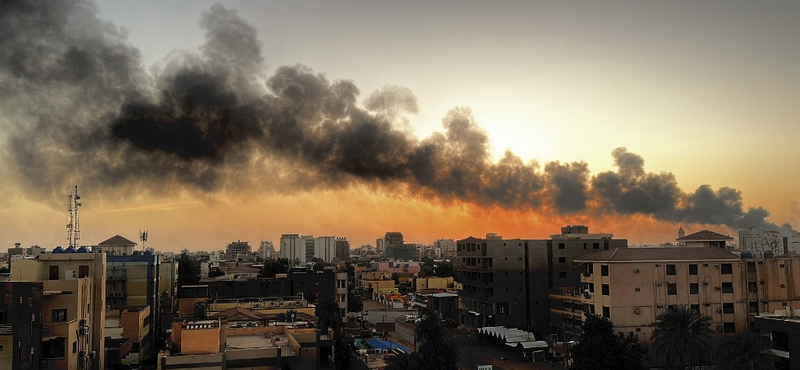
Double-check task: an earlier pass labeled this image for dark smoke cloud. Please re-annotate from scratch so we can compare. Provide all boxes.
[0,0,794,235]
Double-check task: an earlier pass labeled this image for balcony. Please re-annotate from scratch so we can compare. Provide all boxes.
[580,272,593,283]
[0,324,11,335]
[579,291,594,304]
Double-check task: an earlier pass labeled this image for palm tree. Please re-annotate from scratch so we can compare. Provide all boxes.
[651,305,713,370]
[715,332,774,370]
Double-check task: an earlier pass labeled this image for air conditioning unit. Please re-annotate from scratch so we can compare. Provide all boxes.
[633,269,640,273]
[80,326,90,336]
[716,308,723,313]
[717,325,724,331]
[634,309,641,314]
[79,318,87,327]
[703,282,709,286]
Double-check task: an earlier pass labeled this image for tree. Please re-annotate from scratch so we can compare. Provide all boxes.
[714,332,774,370]
[260,258,289,278]
[570,314,646,370]
[176,253,200,288]
[347,290,362,313]
[207,268,225,278]
[651,305,714,370]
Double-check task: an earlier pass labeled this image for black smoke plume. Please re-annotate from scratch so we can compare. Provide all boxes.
[0,0,794,235]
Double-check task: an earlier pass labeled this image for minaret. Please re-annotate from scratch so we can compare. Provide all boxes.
[678,226,685,239]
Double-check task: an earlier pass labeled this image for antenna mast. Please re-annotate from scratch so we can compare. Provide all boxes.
[66,185,82,249]
[140,230,149,250]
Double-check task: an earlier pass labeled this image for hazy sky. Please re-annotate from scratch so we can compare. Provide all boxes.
[2,0,798,251]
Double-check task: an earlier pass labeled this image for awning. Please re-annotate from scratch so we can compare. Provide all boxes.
[517,341,549,350]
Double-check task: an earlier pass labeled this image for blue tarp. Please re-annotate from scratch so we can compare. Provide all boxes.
[365,338,409,352]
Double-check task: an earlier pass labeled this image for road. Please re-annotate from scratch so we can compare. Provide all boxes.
[361,299,561,370]
[363,299,416,350]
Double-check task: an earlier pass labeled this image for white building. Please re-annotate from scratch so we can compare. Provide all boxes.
[433,238,456,260]
[786,233,800,255]
[314,236,336,263]
[280,234,304,262]
[258,240,275,260]
[739,228,784,256]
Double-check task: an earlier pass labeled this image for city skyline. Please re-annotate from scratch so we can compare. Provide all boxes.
[1,0,798,251]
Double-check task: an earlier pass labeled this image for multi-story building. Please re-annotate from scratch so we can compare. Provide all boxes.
[280,234,304,262]
[225,240,251,260]
[375,238,385,256]
[786,233,800,256]
[12,249,107,370]
[740,228,784,256]
[384,232,407,260]
[258,240,275,260]
[334,237,350,261]
[335,272,348,320]
[0,281,43,370]
[314,236,336,263]
[434,238,457,260]
[456,227,627,331]
[574,240,800,345]
[754,310,800,370]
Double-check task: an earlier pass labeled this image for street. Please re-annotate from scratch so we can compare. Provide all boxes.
[361,299,561,370]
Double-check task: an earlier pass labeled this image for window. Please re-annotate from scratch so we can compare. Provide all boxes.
[690,283,699,294]
[772,331,789,351]
[666,264,676,275]
[593,243,600,249]
[749,302,758,313]
[558,257,566,263]
[497,303,509,315]
[602,284,610,295]
[723,303,734,314]
[634,287,640,292]
[558,243,565,250]
[689,264,698,275]
[602,306,610,318]
[49,266,59,280]
[723,322,736,333]
[559,271,567,278]
[0,311,6,324]
[601,265,609,276]
[42,338,65,359]
[690,304,700,313]
[722,282,733,293]
[667,283,677,295]
[72,341,77,354]
[748,281,758,293]
[721,263,732,275]
[78,265,89,278]
[51,308,67,322]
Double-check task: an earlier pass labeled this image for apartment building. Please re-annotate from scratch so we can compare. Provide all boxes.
[739,227,784,256]
[575,247,744,343]
[12,249,106,370]
[456,227,626,331]
[334,238,350,261]
[754,311,800,370]
[0,282,42,370]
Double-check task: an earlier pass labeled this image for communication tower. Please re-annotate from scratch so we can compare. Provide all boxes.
[66,185,82,249]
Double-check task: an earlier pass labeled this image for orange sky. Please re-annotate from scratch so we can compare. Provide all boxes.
[1,0,799,252]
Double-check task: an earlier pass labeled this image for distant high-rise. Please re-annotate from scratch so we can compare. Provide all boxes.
[258,240,275,260]
[433,238,456,260]
[335,237,350,260]
[384,232,411,260]
[739,228,783,256]
[314,236,336,263]
[225,240,251,260]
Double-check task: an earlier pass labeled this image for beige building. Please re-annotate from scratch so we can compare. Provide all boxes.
[574,246,800,344]
[12,250,106,370]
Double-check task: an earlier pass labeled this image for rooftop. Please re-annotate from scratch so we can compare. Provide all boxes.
[677,230,734,241]
[575,247,739,262]
[98,235,138,246]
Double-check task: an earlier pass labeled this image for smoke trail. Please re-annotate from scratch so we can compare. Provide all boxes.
[0,0,793,235]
